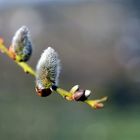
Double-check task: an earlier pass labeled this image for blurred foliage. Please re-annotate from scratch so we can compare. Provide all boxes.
[0,0,140,140]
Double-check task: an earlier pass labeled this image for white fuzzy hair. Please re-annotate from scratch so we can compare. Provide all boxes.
[36,47,61,89]
[11,26,32,61]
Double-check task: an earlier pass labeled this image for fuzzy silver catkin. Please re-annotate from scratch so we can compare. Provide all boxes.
[11,26,32,62]
[36,47,61,90]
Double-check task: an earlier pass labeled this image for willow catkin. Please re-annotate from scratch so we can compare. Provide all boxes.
[35,47,61,96]
[10,26,32,62]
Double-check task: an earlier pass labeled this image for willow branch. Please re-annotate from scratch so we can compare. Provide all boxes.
[0,38,107,109]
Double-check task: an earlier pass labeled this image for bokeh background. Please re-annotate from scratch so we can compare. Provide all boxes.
[0,0,140,140]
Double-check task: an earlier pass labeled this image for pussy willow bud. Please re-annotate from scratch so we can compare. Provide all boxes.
[68,85,91,101]
[36,47,61,97]
[9,26,32,62]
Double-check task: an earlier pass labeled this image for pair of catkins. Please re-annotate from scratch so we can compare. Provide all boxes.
[9,26,92,100]
[6,26,107,109]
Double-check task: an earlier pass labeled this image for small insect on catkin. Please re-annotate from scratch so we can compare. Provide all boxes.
[36,47,61,97]
[9,26,32,62]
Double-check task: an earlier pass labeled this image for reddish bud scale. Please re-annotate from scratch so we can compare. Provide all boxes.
[72,89,88,101]
[0,38,4,44]
[8,45,16,60]
[35,86,52,97]
[94,103,104,109]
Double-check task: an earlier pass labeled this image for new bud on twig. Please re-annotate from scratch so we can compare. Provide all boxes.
[85,96,108,109]
[67,85,91,101]
[9,26,32,62]
[35,47,61,97]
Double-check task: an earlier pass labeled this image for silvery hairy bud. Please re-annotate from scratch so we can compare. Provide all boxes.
[9,26,32,62]
[35,47,61,97]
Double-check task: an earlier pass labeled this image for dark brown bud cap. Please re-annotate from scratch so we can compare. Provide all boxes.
[72,89,86,101]
[35,86,52,97]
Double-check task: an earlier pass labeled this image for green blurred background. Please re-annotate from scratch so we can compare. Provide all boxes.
[0,0,140,140]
